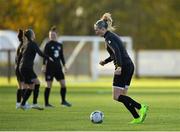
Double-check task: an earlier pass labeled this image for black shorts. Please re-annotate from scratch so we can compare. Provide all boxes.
[113,63,134,89]
[15,67,24,82]
[45,65,64,81]
[20,67,37,84]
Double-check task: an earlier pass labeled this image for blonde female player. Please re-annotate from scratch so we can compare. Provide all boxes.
[94,13,148,124]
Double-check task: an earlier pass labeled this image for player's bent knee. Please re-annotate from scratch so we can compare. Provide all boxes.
[113,86,125,101]
[36,79,40,84]
[113,94,120,101]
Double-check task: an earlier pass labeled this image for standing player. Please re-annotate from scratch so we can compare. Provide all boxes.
[19,29,52,110]
[94,13,148,124]
[15,29,26,109]
[42,26,71,107]
[15,29,44,109]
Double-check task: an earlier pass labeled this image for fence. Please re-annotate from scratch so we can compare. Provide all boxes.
[0,49,15,82]
[1,49,180,83]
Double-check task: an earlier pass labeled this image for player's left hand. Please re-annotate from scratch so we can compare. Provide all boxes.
[41,65,46,73]
[114,67,121,75]
[64,65,68,73]
[99,60,106,66]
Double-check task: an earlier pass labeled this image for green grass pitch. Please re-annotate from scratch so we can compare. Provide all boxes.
[0,77,180,131]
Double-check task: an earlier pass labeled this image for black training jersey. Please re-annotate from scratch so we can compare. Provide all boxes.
[103,31,132,67]
[15,43,24,69]
[19,41,48,69]
[43,40,65,67]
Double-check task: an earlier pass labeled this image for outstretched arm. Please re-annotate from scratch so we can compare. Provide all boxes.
[33,42,53,62]
[104,56,113,64]
[99,56,113,66]
[33,42,48,59]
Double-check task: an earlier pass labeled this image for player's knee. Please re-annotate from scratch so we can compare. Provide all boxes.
[29,84,34,90]
[47,85,52,89]
[113,94,119,101]
[33,78,40,84]
[61,84,66,88]
[60,80,66,87]
[36,79,40,84]
[47,81,52,88]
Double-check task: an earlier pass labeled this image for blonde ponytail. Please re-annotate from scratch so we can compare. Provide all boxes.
[101,13,115,31]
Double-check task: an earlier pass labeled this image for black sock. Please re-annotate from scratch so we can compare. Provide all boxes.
[33,84,40,104]
[16,89,22,103]
[118,95,140,118]
[122,95,141,109]
[60,87,66,103]
[44,87,51,105]
[21,89,32,106]
[22,89,27,99]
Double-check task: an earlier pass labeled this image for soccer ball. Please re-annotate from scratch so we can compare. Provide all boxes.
[90,110,104,123]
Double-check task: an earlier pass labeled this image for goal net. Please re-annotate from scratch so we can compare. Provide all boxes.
[40,36,133,80]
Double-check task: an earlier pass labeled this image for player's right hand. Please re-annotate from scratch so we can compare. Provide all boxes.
[41,65,46,73]
[64,65,68,74]
[114,67,122,75]
[99,60,106,66]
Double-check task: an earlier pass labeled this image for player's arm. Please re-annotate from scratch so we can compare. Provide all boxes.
[106,37,122,67]
[99,56,113,66]
[42,44,48,73]
[33,42,53,62]
[60,44,66,66]
[15,45,21,64]
[107,37,122,75]
[43,43,50,64]
[34,42,47,58]
[60,44,67,73]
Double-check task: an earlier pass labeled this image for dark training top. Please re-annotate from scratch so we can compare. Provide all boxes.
[20,41,48,69]
[15,43,24,69]
[103,31,132,67]
[43,40,65,67]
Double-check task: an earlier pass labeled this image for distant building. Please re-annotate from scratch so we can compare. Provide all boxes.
[0,30,18,62]
[0,30,18,50]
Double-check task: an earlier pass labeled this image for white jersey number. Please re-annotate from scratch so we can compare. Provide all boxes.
[54,50,59,58]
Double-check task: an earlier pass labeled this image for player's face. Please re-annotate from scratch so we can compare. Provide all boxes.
[94,25,105,37]
[49,31,57,40]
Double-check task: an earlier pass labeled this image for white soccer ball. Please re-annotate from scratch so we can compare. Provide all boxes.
[90,110,104,123]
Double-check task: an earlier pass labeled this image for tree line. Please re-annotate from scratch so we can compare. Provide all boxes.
[0,0,180,49]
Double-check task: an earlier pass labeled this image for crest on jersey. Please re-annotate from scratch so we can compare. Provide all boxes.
[58,46,61,50]
[108,40,111,44]
[51,46,54,49]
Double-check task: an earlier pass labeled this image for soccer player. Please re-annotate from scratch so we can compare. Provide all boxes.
[94,13,148,124]
[42,26,71,107]
[15,29,26,109]
[19,29,52,110]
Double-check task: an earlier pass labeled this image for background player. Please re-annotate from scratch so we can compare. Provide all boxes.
[19,29,52,110]
[42,26,71,107]
[15,29,26,109]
